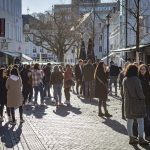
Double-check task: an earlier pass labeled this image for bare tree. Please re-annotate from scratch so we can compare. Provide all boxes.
[118,0,150,62]
[27,10,79,62]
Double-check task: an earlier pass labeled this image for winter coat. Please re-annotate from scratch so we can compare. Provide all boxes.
[118,71,125,98]
[83,63,95,81]
[50,71,63,85]
[109,65,120,76]
[95,71,108,100]
[20,69,32,87]
[75,64,83,81]
[0,77,7,105]
[64,69,73,89]
[43,66,51,84]
[139,75,150,107]
[6,75,23,108]
[123,76,146,119]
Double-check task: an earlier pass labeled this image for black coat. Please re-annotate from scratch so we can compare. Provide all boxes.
[0,77,7,105]
[123,77,146,119]
[75,64,83,81]
[95,70,108,100]
[139,75,150,107]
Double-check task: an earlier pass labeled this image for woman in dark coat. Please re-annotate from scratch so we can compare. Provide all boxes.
[94,62,112,117]
[123,64,148,145]
[0,68,9,122]
[138,64,150,140]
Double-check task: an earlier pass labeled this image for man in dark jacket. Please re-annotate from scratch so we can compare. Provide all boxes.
[75,59,83,95]
[43,63,51,98]
[83,59,95,99]
[109,61,120,96]
[20,65,33,104]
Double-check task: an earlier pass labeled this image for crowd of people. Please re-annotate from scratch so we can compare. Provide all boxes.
[0,59,150,145]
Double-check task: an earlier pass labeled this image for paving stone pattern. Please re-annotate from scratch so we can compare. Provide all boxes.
[0,90,150,150]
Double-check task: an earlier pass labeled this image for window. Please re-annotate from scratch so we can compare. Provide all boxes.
[25,35,29,42]
[99,46,102,52]
[100,35,103,40]
[40,49,43,53]
[33,48,36,53]
[0,19,5,37]
[99,23,101,28]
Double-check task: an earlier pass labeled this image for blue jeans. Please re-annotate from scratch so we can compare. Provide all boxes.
[44,83,51,97]
[33,85,44,103]
[109,76,118,94]
[53,84,62,103]
[127,118,144,138]
[84,80,95,98]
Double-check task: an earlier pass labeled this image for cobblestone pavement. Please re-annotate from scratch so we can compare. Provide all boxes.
[0,89,150,150]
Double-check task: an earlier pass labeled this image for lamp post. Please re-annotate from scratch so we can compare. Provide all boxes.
[106,14,111,66]
[92,0,98,62]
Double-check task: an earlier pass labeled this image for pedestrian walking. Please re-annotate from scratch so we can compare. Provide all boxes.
[20,65,33,104]
[118,62,130,120]
[50,65,63,107]
[138,64,150,140]
[6,68,24,125]
[64,64,74,105]
[0,68,10,122]
[94,61,112,117]
[43,63,51,98]
[82,59,95,100]
[109,61,120,96]
[32,63,44,105]
[75,59,83,96]
[123,64,149,145]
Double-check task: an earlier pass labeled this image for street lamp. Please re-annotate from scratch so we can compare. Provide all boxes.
[106,14,111,66]
[92,0,98,62]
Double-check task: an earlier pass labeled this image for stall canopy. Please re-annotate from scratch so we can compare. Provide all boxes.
[101,53,115,61]
[2,51,19,57]
[22,54,33,61]
[111,44,150,53]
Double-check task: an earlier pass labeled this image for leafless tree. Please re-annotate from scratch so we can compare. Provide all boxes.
[27,10,80,62]
[117,0,150,62]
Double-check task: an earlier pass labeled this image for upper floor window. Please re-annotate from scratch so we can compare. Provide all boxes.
[0,19,5,37]
[40,48,43,53]
[33,48,37,53]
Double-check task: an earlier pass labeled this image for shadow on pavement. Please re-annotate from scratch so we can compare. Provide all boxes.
[102,117,128,135]
[79,97,98,106]
[139,144,150,150]
[131,145,149,150]
[0,123,22,148]
[24,105,48,118]
[44,100,56,106]
[53,105,82,117]
[109,95,122,101]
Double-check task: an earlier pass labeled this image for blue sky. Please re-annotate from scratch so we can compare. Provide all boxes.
[22,0,115,14]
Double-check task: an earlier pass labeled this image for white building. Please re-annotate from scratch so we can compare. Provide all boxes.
[109,0,150,64]
[22,15,56,62]
[64,12,106,65]
[55,1,116,64]
[0,0,23,65]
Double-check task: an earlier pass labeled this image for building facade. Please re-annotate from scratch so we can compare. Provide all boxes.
[54,1,116,64]
[22,15,56,62]
[0,0,23,65]
[110,0,150,64]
